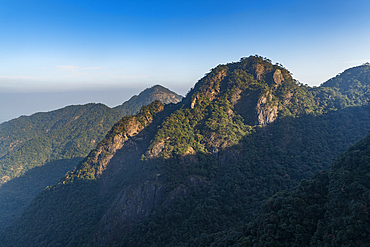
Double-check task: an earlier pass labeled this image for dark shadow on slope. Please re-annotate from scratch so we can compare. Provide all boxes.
[0,103,181,247]
[0,157,83,230]
[86,104,370,246]
[113,105,370,246]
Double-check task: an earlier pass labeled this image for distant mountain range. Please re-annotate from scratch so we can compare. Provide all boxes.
[1,57,370,246]
[0,84,182,229]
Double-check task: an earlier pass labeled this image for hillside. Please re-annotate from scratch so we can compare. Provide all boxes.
[321,62,370,105]
[1,56,370,246]
[0,104,121,185]
[0,103,121,230]
[235,129,370,246]
[0,85,181,230]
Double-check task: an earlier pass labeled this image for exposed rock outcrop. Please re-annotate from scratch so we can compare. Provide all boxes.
[61,101,164,182]
[255,63,265,81]
[191,66,227,109]
[163,175,208,208]
[146,138,168,158]
[104,180,165,222]
[273,69,284,86]
[256,91,278,125]
[94,118,143,177]
[94,174,208,245]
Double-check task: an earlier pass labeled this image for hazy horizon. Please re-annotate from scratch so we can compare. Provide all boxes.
[0,84,189,124]
[1,0,370,123]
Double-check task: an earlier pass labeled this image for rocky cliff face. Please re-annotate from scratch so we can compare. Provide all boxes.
[61,100,165,183]
[256,91,278,125]
[144,58,297,161]
[190,61,290,127]
[252,66,287,125]
[94,174,208,245]
[190,66,228,109]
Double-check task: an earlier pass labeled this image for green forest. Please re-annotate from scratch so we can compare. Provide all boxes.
[1,56,370,246]
[0,85,182,230]
[238,129,370,246]
[0,103,121,229]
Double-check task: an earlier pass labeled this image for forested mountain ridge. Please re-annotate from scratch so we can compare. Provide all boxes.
[62,100,165,182]
[0,103,120,185]
[0,85,182,186]
[0,85,181,230]
[0,103,121,230]
[2,56,370,246]
[321,62,370,105]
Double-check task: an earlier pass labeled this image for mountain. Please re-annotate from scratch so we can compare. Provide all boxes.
[0,104,121,185]
[2,56,370,246]
[0,103,121,230]
[0,85,181,230]
[113,85,183,116]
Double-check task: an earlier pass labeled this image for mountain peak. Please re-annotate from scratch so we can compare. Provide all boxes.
[185,56,293,126]
[187,55,292,103]
[113,85,182,116]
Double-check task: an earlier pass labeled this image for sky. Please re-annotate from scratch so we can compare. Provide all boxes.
[1,0,370,123]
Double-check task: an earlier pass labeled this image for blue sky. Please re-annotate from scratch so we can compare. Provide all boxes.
[1,0,370,122]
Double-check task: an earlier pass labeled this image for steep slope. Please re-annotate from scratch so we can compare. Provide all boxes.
[0,100,171,246]
[0,103,122,229]
[0,84,181,230]
[113,84,183,116]
[2,56,370,246]
[0,103,121,185]
[235,130,370,246]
